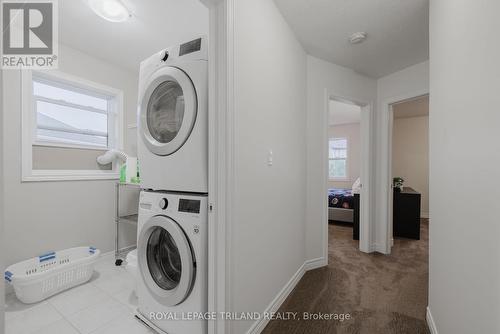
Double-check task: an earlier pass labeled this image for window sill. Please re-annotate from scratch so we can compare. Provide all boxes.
[22,170,119,182]
[329,177,350,182]
[33,141,109,152]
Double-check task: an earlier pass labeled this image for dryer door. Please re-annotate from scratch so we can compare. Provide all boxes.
[138,215,196,306]
[139,66,197,156]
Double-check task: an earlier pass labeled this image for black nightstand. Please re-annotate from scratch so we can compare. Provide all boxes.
[393,187,421,240]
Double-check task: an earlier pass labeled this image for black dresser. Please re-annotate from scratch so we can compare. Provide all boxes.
[393,187,421,240]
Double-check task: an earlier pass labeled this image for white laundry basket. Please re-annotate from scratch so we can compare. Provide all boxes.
[5,246,101,304]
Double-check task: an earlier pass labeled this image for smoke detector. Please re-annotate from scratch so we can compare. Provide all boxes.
[349,32,367,44]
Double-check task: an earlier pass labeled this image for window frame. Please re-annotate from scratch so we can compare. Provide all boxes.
[21,70,124,181]
[328,137,349,181]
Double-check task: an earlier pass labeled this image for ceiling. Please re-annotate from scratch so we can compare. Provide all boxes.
[329,100,361,126]
[393,95,429,119]
[274,0,429,78]
[59,0,208,73]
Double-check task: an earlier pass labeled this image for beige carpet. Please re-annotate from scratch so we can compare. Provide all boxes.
[262,220,429,334]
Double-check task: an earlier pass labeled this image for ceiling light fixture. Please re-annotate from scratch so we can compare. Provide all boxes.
[88,0,131,23]
[349,32,367,44]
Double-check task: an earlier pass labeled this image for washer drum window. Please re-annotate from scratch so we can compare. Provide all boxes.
[146,226,182,290]
[138,215,196,306]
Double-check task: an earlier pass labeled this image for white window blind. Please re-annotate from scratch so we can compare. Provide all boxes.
[32,75,115,149]
[329,138,348,179]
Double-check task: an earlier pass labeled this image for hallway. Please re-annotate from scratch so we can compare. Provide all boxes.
[263,220,429,334]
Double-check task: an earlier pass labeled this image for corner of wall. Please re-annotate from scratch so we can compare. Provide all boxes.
[245,256,328,334]
[304,257,327,271]
[245,262,307,334]
[426,307,438,334]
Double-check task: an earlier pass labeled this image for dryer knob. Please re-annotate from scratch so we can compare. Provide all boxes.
[160,198,169,210]
[161,51,169,62]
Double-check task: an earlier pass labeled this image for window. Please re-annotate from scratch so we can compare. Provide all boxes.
[22,70,123,181]
[329,138,348,179]
[33,74,114,149]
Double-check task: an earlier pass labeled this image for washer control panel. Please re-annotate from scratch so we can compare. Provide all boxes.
[140,191,207,218]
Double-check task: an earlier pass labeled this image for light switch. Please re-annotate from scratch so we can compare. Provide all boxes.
[267,150,273,166]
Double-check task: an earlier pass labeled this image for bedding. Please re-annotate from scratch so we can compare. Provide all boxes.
[328,188,354,209]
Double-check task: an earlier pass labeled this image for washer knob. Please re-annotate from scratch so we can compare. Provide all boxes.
[160,198,169,210]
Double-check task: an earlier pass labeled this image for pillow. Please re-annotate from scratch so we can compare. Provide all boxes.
[352,177,361,194]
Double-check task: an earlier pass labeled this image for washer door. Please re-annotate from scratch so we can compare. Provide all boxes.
[138,215,196,306]
[140,66,197,156]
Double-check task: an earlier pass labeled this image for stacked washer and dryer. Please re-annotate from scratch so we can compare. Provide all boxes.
[134,37,209,334]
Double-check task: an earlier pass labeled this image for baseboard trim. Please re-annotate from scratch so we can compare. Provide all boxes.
[99,246,136,261]
[304,257,327,271]
[373,243,389,254]
[246,262,306,334]
[426,306,438,334]
[100,250,115,259]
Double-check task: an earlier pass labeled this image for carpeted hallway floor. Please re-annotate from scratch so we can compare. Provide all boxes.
[262,219,429,334]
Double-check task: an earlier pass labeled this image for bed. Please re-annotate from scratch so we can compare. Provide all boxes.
[328,181,361,240]
[328,188,356,223]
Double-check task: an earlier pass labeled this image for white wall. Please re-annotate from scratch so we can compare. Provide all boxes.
[377,61,429,102]
[328,123,361,189]
[428,1,500,333]
[375,60,429,252]
[231,0,307,332]
[306,55,376,260]
[2,44,138,269]
[392,116,429,216]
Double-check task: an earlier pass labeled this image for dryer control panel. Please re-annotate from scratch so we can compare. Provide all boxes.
[179,38,202,56]
[178,198,201,214]
[152,36,208,67]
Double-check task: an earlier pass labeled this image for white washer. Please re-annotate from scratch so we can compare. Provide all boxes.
[137,37,208,193]
[136,191,208,334]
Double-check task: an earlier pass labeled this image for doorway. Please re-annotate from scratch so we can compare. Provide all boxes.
[323,94,372,258]
[386,94,429,250]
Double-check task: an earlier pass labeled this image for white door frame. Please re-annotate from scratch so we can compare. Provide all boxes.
[201,1,233,334]
[379,90,429,254]
[0,53,4,332]
[323,90,374,256]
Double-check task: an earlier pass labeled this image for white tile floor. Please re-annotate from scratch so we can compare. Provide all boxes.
[5,253,154,334]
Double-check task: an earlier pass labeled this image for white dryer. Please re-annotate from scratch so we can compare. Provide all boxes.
[136,191,207,334]
[137,37,208,193]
